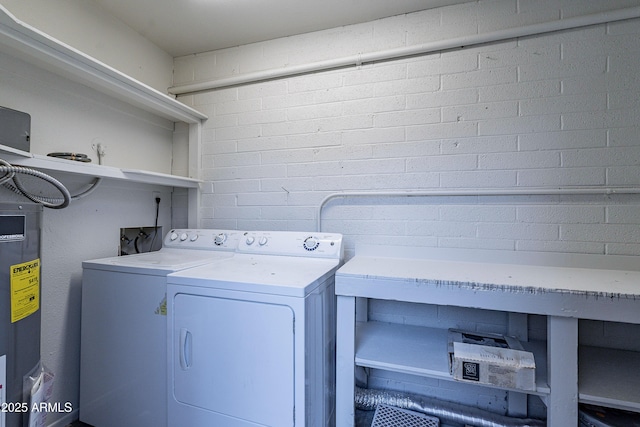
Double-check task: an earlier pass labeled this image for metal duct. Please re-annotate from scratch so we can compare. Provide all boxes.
[355,386,545,427]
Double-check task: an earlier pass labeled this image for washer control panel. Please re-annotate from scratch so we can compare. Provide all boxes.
[164,229,241,251]
[240,231,343,258]
[163,229,343,258]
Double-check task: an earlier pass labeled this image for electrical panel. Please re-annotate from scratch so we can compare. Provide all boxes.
[0,106,30,152]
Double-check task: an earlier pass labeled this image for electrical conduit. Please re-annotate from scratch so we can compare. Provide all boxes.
[0,158,101,209]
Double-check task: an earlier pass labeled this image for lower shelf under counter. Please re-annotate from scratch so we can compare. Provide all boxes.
[579,345,640,412]
[355,321,640,413]
[355,320,550,397]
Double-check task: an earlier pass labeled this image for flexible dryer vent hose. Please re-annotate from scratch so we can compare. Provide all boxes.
[355,386,546,427]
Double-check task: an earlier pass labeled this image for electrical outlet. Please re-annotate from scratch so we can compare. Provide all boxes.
[152,191,161,204]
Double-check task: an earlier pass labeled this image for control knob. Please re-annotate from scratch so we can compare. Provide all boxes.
[246,236,255,245]
[180,233,188,241]
[259,236,268,246]
[214,233,227,246]
[303,236,319,251]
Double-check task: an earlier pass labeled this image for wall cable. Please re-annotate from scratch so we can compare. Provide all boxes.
[149,196,161,252]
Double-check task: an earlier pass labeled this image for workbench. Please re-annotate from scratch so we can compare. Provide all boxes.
[335,246,640,426]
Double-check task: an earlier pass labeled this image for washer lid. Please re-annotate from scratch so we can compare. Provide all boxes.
[167,253,341,296]
[82,248,234,275]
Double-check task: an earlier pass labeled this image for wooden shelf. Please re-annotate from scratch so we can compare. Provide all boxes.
[579,345,640,412]
[0,5,207,124]
[1,145,200,189]
[355,321,550,396]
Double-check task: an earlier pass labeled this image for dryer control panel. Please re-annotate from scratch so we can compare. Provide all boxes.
[164,229,242,251]
[239,231,343,259]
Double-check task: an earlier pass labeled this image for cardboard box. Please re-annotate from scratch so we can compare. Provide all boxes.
[448,329,536,391]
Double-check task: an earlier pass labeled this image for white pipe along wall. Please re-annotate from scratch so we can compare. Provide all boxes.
[169,6,640,95]
[316,186,640,232]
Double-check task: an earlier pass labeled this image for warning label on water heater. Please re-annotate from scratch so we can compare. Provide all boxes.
[10,258,40,323]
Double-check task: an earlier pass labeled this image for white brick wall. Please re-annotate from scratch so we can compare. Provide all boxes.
[174,0,640,415]
[176,0,640,259]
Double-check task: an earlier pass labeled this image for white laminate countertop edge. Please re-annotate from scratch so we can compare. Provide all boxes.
[336,246,640,298]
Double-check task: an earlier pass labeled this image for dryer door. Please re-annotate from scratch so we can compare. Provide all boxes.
[172,293,295,426]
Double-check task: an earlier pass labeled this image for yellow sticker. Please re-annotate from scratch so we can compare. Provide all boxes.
[154,294,167,316]
[10,258,40,323]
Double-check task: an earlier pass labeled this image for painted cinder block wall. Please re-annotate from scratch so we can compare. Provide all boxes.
[175,0,640,259]
[173,0,640,416]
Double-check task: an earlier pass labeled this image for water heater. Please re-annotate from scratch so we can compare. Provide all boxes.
[0,203,42,427]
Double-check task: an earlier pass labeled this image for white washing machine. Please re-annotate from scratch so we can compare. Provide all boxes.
[167,231,343,427]
[80,229,242,427]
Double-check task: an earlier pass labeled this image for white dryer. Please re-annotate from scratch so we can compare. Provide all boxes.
[80,229,241,427]
[167,231,343,427]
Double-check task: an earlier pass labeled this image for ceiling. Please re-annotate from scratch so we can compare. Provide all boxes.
[93,0,472,57]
